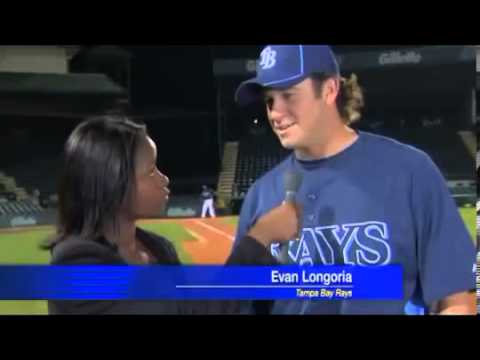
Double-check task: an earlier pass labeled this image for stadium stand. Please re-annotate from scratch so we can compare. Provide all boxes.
[234,133,290,197]
[0,199,43,216]
[368,127,474,180]
[0,169,45,217]
[1,134,63,201]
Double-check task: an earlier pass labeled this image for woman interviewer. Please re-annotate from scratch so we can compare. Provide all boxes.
[46,114,301,314]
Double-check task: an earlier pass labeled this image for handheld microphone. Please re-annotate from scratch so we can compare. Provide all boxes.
[278,170,303,264]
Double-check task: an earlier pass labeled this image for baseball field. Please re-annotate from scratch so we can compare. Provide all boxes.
[0,208,476,315]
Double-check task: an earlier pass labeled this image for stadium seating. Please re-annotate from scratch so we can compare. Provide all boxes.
[2,137,62,199]
[234,133,290,197]
[6,157,60,196]
[369,128,474,180]
[0,199,44,216]
[0,137,61,217]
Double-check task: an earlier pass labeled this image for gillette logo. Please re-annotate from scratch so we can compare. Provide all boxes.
[379,51,422,65]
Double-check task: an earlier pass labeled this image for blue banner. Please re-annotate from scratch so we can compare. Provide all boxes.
[0,265,403,300]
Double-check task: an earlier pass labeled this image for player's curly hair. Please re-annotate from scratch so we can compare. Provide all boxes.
[311,72,365,125]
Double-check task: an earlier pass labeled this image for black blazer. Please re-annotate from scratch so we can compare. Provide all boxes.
[48,227,277,314]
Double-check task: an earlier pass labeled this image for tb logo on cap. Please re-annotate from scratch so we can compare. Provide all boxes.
[260,46,277,70]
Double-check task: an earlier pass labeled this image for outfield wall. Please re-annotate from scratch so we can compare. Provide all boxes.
[0,194,219,228]
[0,210,56,228]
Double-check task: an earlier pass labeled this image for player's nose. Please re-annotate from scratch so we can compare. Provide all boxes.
[268,99,288,124]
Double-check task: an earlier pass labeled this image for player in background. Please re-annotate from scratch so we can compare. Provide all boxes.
[201,185,216,218]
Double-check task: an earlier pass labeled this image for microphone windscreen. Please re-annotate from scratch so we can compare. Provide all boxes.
[284,170,303,202]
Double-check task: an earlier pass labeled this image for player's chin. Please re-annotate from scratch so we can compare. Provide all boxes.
[279,138,299,150]
[276,132,301,149]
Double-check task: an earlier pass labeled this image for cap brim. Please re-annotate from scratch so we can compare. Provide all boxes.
[234,75,309,106]
[234,78,264,106]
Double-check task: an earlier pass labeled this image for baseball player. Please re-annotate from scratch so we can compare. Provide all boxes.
[232,45,476,315]
[200,185,216,218]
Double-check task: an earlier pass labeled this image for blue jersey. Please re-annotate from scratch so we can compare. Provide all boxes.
[233,131,476,315]
[201,190,214,200]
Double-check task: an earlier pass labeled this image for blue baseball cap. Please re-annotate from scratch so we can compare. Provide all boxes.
[235,45,340,106]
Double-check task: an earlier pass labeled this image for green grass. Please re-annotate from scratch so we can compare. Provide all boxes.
[459,207,475,242]
[0,208,475,315]
[0,228,53,315]
[0,229,53,264]
[0,301,48,315]
[222,216,239,226]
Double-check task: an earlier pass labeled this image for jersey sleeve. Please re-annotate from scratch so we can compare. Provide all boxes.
[233,183,260,249]
[410,152,476,306]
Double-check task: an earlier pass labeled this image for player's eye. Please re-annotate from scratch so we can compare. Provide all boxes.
[264,96,274,111]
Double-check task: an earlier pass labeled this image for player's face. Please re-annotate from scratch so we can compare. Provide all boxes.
[130,135,170,218]
[264,77,333,151]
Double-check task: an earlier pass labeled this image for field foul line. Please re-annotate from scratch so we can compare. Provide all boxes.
[184,228,207,246]
[192,220,235,241]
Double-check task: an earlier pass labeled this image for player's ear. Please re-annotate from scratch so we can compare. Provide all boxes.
[323,77,340,106]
